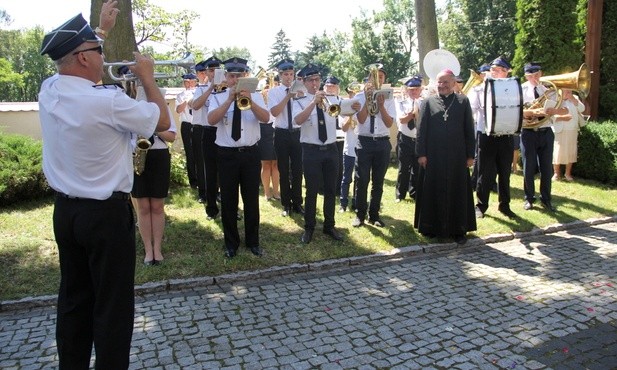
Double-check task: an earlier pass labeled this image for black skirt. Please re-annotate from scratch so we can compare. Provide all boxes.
[258,123,276,160]
[131,148,171,198]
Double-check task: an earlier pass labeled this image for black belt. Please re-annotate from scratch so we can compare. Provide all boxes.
[359,135,390,141]
[218,145,257,152]
[524,127,551,132]
[56,191,130,201]
[275,127,301,133]
[302,143,337,151]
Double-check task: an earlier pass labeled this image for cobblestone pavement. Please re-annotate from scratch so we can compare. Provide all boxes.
[1,221,616,369]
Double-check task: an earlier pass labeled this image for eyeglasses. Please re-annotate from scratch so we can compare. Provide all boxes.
[72,45,103,55]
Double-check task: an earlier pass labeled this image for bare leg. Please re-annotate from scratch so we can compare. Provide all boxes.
[135,197,153,262]
[565,163,574,180]
[512,150,519,172]
[271,160,280,198]
[149,198,166,261]
[261,160,272,199]
[553,164,561,180]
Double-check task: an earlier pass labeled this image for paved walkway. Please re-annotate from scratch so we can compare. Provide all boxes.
[1,220,616,369]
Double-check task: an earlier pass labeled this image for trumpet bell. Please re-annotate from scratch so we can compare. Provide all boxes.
[237,96,252,110]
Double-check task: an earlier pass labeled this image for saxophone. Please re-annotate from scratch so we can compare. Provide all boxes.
[133,136,151,176]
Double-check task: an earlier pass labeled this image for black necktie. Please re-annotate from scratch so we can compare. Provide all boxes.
[534,87,540,99]
[317,106,327,143]
[286,88,293,130]
[370,115,375,134]
[231,101,241,141]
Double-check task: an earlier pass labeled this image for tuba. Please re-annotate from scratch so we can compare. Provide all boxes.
[133,137,151,176]
[523,64,591,128]
[462,69,483,95]
[365,63,383,116]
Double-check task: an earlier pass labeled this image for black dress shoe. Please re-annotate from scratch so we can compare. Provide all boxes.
[453,234,467,245]
[144,259,155,266]
[541,201,556,212]
[301,229,313,243]
[498,206,517,219]
[323,227,344,241]
[224,249,236,258]
[250,246,263,256]
[293,205,305,215]
[282,206,291,217]
[369,218,386,227]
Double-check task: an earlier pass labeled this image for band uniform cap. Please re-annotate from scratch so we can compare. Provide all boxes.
[223,57,249,73]
[478,63,491,73]
[275,59,295,71]
[40,14,102,61]
[298,63,320,78]
[404,75,423,88]
[324,76,340,85]
[195,61,207,72]
[203,56,222,69]
[491,56,512,70]
[524,62,542,74]
[182,73,197,80]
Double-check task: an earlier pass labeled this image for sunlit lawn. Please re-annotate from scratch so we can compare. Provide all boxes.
[1,166,616,301]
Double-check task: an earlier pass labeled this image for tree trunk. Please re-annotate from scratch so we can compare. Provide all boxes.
[415,0,440,79]
[91,0,137,82]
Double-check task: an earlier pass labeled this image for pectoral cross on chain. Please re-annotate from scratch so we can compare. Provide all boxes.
[443,111,449,122]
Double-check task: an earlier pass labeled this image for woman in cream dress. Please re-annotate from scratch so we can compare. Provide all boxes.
[551,89,585,181]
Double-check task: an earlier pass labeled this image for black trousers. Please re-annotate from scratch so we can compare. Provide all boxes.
[302,143,339,230]
[521,128,554,204]
[475,133,513,212]
[274,128,303,208]
[191,125,206,200]
[335,140,344,196]
[180,121,196,187]
[396,133,418,200]
[202,126,220,218]
[217,145,261,251]
[355,136,392,221]
[53,195,135,370]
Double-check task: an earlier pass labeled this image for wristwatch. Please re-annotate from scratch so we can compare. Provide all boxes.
[95,27,108,38]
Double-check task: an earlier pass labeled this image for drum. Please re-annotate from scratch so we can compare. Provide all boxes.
[484,77,523,136]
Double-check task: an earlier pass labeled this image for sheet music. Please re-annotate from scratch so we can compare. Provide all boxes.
[235,77,259,93]
[213,68,225,85]
[340,98,360,116]
[290,79,307,95]
[373,88,394,100]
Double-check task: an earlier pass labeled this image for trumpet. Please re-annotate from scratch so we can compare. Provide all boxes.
[104,53,195,82]
[237,94,252,110]
[319,95,341,117]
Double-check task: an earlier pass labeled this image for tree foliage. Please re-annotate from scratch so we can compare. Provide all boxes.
[440,0,516,79]
[512,0,581,76]
[268,29,292,68]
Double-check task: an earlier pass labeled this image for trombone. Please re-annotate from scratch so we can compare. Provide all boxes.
[104,53,195,82]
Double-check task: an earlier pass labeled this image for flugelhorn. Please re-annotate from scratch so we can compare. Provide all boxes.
[365,63,383,116]
[105,53,195,82]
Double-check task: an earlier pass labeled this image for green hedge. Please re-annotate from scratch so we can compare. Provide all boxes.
[575,120,617,185]
[0,134,190,206]
[0,134,52,206]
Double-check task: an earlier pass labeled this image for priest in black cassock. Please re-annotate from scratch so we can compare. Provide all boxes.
[414,70,477,245]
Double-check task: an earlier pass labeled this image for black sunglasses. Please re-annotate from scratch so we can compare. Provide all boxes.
[72,45,103,55]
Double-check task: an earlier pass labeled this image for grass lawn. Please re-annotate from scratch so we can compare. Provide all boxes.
[1,165,616,301]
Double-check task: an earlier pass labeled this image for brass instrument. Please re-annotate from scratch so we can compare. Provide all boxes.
[523,64,591,128]
[237,94,252,110]
[462,69,483,95]
[104,53,195,82]
[365,63,383,116]
[133,137,151,176]
[320,95,341,117]
[214,81,228,93]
